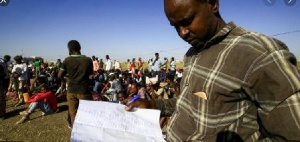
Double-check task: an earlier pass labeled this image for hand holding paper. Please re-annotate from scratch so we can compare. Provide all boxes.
[71,100,165,142]
[126,94,141,105]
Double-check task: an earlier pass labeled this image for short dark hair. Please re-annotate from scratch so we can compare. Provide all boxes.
[4,55,11,61]
[14,55,22,61]
[155,53,159,56]
[40,84,49,90]
[196,0,208,3]
[68,40,81,51]
[196,0,221,18]
[166,74,175,81]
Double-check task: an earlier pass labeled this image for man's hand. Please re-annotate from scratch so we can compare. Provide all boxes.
[12,72,19,78]
[125,99,157,111]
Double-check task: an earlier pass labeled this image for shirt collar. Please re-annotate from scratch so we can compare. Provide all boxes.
[205,21,236,48]
[70,55,85,57]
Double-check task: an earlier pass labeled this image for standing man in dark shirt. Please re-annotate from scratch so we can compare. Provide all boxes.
[0,55,11,119]
[58,40,93,127]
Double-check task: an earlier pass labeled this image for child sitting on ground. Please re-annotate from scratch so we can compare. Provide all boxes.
[16,84,58,124]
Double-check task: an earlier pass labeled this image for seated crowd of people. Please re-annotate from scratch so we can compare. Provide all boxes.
[1,55,183,129]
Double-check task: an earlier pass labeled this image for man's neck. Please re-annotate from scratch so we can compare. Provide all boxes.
[71,53,81,55]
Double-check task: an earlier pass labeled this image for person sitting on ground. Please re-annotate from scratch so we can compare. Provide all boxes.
[16,84,58,124]
[127,82,139,97]
[117,91,128,104]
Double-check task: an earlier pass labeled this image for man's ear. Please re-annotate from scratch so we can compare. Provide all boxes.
[208,0,219,14]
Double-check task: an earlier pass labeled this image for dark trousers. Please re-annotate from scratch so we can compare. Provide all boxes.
[0,84,6,116]
[67,92,92,127]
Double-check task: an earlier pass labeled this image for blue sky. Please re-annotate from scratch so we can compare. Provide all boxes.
[0,0,299,62]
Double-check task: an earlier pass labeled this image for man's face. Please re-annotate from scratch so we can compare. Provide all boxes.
[164,0,217,48]
[117,93,125,101]
[15,59,21,64]
[4,57,10,62]
[40,87,47,93]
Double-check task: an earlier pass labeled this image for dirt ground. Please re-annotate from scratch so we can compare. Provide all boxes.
[0,98,71,142]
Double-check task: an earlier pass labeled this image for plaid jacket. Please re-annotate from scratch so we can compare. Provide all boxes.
[156,22,300,141]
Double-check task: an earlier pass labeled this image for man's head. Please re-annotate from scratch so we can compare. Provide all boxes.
[68,40,81,55]
[166,74,175,83]
[117,91,127,102]
[164,0,224,49]
[40,84,49,93]
[14,55,22,63]
[4,55,11,62]
[106,55,110,60]
[109,73,116,81]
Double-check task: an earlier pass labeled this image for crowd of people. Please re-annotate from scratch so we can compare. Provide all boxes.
[0,48,182,129]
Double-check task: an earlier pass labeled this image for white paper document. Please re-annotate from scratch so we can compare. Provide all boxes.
[71,100,165,142]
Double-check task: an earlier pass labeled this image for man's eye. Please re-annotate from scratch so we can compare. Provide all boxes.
[179,18,193,27]
[170,16,193,30]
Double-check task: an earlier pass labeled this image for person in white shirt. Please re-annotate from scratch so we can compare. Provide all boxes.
[152,53,164,78]
[170,57,176,74]
[114,60,121,71]
[105,55,112,71]
[9,55,28,107]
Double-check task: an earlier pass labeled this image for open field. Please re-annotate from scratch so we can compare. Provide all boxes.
[0,99,71,142]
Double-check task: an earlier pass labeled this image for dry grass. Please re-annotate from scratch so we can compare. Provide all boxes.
[0,99,71,142]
